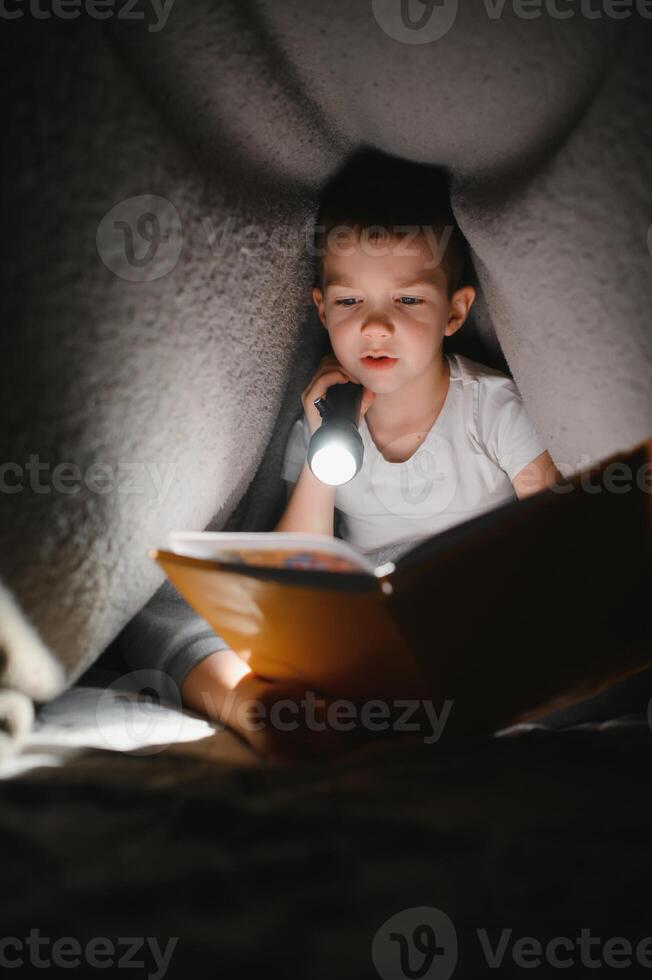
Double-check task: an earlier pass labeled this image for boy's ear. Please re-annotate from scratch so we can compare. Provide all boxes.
[445,285,476,337]
[312,286,328,328]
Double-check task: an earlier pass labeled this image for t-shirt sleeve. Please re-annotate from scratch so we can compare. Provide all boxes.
[281,413,311,484]
[115,579,231,701]
[476,377,547,482]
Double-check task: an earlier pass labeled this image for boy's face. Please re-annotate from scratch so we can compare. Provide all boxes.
[312,231,475,392]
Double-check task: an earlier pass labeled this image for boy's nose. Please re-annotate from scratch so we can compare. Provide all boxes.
[361,317,395,336]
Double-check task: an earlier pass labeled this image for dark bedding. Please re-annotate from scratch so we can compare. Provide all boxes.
[2,666,651,979]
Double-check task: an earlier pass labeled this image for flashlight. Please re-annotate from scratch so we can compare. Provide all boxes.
[308,382,365,486]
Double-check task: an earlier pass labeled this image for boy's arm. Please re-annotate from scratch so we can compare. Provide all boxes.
[180,646,250,722]
[115,578,233,702]
[181,647,368,763]
[273,457,336,535]
[511,449,563,499]
[117,585,359,761]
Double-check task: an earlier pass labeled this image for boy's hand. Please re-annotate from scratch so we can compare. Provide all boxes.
[225,670,370,765]
[302,353,375,436]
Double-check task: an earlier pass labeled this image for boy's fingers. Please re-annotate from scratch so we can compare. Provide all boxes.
[304,370,353,402]
[302,368,348,395]
[318,366,353,383]
[234,682,374,763]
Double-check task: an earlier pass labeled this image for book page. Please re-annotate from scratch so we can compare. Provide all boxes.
[168,531,378,575]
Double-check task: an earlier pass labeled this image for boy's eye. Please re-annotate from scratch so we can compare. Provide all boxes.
[334,296,424,306]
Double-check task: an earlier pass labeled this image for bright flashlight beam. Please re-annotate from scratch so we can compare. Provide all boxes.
[310,443,358,486]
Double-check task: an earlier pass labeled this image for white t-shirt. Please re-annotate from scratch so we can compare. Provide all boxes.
[281,352,547,564]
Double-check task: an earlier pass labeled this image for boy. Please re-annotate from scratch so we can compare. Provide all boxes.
[275,216,557,560]
[180,154,562,761]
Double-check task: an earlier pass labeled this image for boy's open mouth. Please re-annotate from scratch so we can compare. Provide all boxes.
[360,353,398,370]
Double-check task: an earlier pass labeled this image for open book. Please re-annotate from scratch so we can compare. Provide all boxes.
[151,437,652,733]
